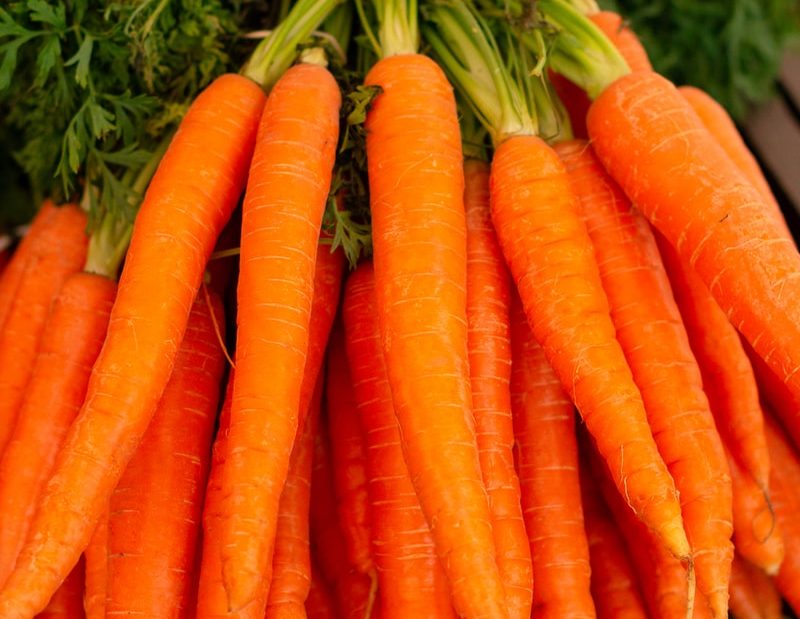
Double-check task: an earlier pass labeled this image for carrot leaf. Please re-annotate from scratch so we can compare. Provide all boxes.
[355,0,418,57]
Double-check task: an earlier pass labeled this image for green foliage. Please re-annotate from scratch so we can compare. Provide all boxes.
[600,0,800,120]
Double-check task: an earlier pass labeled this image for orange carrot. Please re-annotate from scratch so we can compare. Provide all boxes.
[464,159,532,619]
[589,11,652,73]
[343,262,455,619]
[579,463,647,619]
[510,295,594,618]
[220,62,340,612]
[725,444,784,576]
[105,292,226,615]
[0,202,88,457]
[35,559,85,619]
[0,273,115,585]
[556,139,732,616]
[763,415,800,613]
[588,70,800,421]
[82,516,107,619]
[306,560,336,619]
[728,553,782,619]
[0,73,265,618]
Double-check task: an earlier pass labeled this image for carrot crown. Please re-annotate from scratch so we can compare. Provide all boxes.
[356,0,419,57]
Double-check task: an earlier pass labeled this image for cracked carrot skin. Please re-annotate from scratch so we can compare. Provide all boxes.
[35,559,85,619]
[0,73,265,618]
[729,553,782,619]
[0,273,115,586]
[221,63,340,613]
[556,140,732,617]
[464,159,532,619]
[105,292,226,616]
[490,133,688,562]
[365,53,508,619]
[343,262,455,619]
[510,296,594,619]
[587,70,800,425]
[0,202,88,458]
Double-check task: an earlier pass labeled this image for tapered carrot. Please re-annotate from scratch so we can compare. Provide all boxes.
[0,73,265,618]
[763,415,800,613]
[509,295,594,618]
[728,553,782,619]
[105,291,226,615]
[464,159,533,619]
[306,560,337,619]
[0,273,115,585]
[36,560,85,619]
[579,462,647,619]
[342,262,455,619]
[725,444,784,576]
[220,62,340,612]
[556,139,733,616]
[0,203,88,458]
[587,69,800,415]
[82,516,107,619]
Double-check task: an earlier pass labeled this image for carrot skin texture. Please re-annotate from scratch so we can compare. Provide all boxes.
[490,133,688,560]
[105,292,225,616]
[365,53,508,619]
[36,559,85,619]
[728,553,782,619]
[343,263,455,619]
[464,159,533,619]
[0,273,115,585]
[82,514,107,619]
[589,12,653,73]
[306,561,337,619]
[556,140,732,616]
[0,203,88,457]
[0,73,265,618]
[221,63,340,612]
[509,297,594,619]
[587,71,800,416]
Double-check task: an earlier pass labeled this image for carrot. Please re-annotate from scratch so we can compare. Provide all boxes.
[579,462,647,619]
[82,516,107,619]
[588,11,652,73]
[509,294,594,618]
[556,139,733,616]
[0,73,265,618]
[35,559,85,619]
[464,159,533,618]
[0,273,115,585]
[0,202,88,458]
[728,553,782,619]
[725,443,784,576]
[587,70,800,414]
[763,415,800,613]
[105,291,226,615]
[220,62,340,612]
[342,262,455,619]
[306,560,337,619]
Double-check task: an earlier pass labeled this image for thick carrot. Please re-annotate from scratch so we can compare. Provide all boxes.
[587,70,800,413]
[0,273,115,585]
[306,560,337,619]
[0,203,88,457]
[589,12,652,73]
[82,516,107,619]
[464,159,533,619]
[105,292,225,615]
[343,262,455,619]
[36,560,85,619]
[365,51,509,619]
[0,73,265,618]
[509,295,594,618]
[221,62,340,612]
[728,553,782,619]
[763,415,800,613]
[578,453,647,619]
[556,139,733,616]
[725,444,784,576]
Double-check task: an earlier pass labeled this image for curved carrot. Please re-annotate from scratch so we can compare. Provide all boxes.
[0,203,88,457]
[105,292,226,615]
[556,139,733,616]
[365,52,508,619]
[726,444,784,575]
[510,295,594,619]
[763,415,800,613]
[729,553,782,619]
[589,12,652,73]
[82,516,107,619]
[587,70,800,419]
[464,159,533,619]
[306,560,336,619]
[0,73,265,618]
[343,262,455,619]
[36,559,85,619]
[221,62,340,612]
[0,273,115,585]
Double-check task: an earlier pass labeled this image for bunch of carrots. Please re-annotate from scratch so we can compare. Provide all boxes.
[1,0,799,618]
